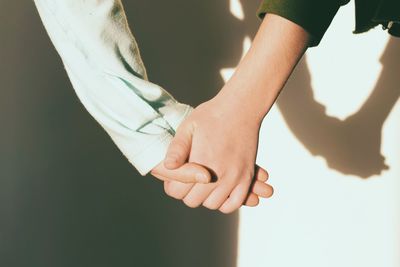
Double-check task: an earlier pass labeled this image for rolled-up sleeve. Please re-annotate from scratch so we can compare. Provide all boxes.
[33,0,193,175]
[257,0,349,46]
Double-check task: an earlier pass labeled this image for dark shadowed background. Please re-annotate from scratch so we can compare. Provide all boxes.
[0,1,260,267]
[1,1,398,266]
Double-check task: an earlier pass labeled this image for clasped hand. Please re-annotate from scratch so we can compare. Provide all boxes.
[151,93,273,214]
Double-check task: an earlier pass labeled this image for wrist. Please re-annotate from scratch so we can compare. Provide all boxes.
[212,86,268,126]
[213,13,310,123]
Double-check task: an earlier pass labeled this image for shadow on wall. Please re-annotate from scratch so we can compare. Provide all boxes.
[124,0,260,106]
[278,37,400,178]
[0,1,260,267]
[2,0,396,266]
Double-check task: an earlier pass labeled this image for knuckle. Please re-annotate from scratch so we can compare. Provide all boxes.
[203,200,220,210]
[169,143,187,158]
[220,207,236,214]
[173,140,187,151]
[167,151,180,160]
[241,170,254,183]
[219,169,240,184]
[183,198,201,208]
[230,168,242,180]
[229,198,243,210]
[166,185,185,199]
[164,188,176,198]
[169,193,182,200]
[163,183,171,195]
[237,170,253,184]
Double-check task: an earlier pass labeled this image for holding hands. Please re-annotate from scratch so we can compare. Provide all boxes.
[154,94,274,213]
[150,13,311,213]
[35,0,309,215]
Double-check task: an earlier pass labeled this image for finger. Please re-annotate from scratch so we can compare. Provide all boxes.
[183,183,217,208]
[244,193,260,207]
[152,161,211,184]
[164,180,195,200]
[202,181,237,210]
[219,182,251,214]
[251,180,274,198]
[164,123,195,170]
[151,172,168,182]
[254,165,269,182]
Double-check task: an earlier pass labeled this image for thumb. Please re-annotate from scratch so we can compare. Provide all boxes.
[151,161,211,184]
[164,122,194,170]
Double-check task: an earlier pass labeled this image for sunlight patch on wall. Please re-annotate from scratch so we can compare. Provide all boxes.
[229,0,245,20]
[220,36,252,82]
[237,2,399,267]
[306,1,389,120]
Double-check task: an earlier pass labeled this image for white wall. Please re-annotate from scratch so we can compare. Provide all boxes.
[236,2,400,267]
[2,1,397,266]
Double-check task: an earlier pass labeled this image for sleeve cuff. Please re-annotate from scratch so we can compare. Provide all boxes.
[130,105,193,176]
[257,0,344,47]
[130,133,173,176]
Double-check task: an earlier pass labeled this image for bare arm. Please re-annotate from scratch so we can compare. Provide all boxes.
[163,13,310,213]
[216,13,310,124]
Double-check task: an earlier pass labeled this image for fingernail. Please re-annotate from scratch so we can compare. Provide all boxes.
[196,173,209,183]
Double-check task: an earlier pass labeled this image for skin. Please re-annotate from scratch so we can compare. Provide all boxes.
[162,13,311,213]
[151,162,272,207]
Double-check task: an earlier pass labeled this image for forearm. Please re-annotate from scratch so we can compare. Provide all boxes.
[216,13,310,122]
[33,0,192,175]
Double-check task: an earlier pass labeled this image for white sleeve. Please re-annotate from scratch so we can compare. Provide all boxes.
[33,0,193,175]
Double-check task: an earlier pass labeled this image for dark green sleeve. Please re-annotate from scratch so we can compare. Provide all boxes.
[257,0,349,47]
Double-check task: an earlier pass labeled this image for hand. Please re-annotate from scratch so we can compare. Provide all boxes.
[164,165,273,209]
[151,161,273,208]
[163,95,272,213]
[154,12,310,212]
[151,161,211,183]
